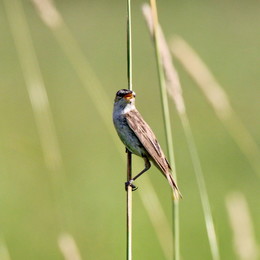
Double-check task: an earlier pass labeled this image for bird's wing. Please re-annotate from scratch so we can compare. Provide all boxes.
[125,109,171,174]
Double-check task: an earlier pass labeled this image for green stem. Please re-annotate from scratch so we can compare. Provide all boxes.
[126,1,133,260]
[127,0,132,91]
[149,1,179,259]
[181,115,220,260]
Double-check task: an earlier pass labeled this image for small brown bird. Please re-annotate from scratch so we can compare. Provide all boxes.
[113,89,181,199]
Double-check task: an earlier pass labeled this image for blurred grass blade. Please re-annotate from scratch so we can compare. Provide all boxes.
[225,192,259,260]
[58,233,82,260]
[170,36,260,176]
[31,0,173,258]
[31,0,115,142]
[4,0,62,174]
[0,238,11,260]
[143,3,220,260]
[147,0,179,259]
[140,178,173,259]
[4,0,69,231]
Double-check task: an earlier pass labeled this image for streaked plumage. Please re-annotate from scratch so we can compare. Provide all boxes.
[113,89,181,199]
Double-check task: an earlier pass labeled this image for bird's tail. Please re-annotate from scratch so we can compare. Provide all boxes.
[166,173,182,200]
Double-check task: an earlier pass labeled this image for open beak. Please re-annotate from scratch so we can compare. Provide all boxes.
[123,92,135,100]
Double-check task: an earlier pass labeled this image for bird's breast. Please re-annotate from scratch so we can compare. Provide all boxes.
[113,114,146,157]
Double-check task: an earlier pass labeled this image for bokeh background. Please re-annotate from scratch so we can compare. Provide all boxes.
[0,0,260,259]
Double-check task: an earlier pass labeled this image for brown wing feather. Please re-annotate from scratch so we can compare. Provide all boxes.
[126,109,182,200]
[125,109,170,174]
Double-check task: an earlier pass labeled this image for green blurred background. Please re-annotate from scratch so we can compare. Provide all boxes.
[0,0,260,259]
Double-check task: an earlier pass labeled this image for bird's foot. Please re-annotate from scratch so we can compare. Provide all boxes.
[125,180,138,191]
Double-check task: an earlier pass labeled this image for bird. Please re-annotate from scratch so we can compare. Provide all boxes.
[113,89,181,200]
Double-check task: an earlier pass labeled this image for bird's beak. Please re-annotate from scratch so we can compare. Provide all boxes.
[123,92,135,100]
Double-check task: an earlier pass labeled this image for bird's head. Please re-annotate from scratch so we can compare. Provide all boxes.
[114,89,136,105]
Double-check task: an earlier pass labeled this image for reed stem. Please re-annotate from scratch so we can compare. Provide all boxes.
[149,1,179,259]
[126,0,133,259]
[126,150,132,260]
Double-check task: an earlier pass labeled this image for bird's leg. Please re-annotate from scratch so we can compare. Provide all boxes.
[132,157,151,181]
[125,157,151,191]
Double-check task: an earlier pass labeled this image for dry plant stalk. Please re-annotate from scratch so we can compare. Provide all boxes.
[143,5,185,117]
[143,3,220,260]
[146,1,179,259]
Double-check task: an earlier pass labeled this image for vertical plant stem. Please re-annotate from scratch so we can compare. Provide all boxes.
[126,150,132,260]
[127,0,133,92]
[126,0,133,260]
[149,1,179,259]
[142,7,220,258]
[181,116,220,260]
[31,0,174,257]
